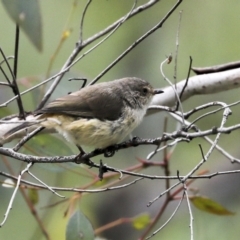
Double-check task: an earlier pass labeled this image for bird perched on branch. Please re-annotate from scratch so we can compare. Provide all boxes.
[4,77,163,149]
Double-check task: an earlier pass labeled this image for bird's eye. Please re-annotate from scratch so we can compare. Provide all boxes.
[142,87,148,94]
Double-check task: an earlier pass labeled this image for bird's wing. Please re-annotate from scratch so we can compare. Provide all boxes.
[36,85,124,120]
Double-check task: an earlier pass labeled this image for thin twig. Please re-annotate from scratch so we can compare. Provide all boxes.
[0,56,14,66]
[173,10,182,83]
[0,162,33,227]
[0,49,15,84]
[12,25,25,119]
[79,0,92,44]
[81,0,161,48]
[185,101,230,130]
[175,104,231,185]
[1,168,240,193]
[0,64,12,85]
[160,57,185,125]
[0,82,11,86]
[1,157,50,239]
[147,181,180,207]
[147,138,189,160]
[183,183,194,240]
[13,126,44,152]
[27,170,65,198]
[68,0,139,86]
[147,105,232,206]
[90,0,183,85]
[146,191,185,239]
[175,56,192,111]
[170,111,240,163]
[0,170,144,193]
[192,60,240,74]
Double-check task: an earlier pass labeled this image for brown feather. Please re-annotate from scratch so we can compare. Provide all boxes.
[35,81,125,120]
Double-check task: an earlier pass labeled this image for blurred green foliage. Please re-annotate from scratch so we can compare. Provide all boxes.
[0,1,240,240]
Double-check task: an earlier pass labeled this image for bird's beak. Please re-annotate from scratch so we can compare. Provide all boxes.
[153,89,164,95]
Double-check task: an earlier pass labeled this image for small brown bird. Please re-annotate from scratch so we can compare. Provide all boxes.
[4,77,163,149]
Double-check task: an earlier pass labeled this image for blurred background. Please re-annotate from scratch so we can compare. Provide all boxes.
[1,0,240,239]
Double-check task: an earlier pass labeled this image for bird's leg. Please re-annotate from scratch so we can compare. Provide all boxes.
[75,147,107,180]
[75,145,94,166]
[77,145,85,156]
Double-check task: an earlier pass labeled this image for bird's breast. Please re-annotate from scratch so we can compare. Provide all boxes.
[43,106,147,148]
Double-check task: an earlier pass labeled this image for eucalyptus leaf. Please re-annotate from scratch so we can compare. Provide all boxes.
[132,213,151,230]
[66,210,95,240]
[22,134,76,172]
[191,196,234,216]
[28,188,39,205]
[2,0,42,51]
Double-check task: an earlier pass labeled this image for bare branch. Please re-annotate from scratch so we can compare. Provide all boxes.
[150,67,240,110]
[79,0,92,44]
[184,183,194,240]
[173,10,183,83]
[192,60,240,74]
[81,0,162,47]
[90,0,183,85]
[146,191,185,239]
[0,162,33,227]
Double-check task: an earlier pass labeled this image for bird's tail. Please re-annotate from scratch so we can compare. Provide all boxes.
[2,115,41,140]
[4,122,36,138]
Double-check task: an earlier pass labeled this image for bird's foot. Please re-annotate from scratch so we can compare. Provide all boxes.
[104,145,117,157]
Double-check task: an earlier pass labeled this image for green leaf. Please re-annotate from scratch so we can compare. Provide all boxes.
[23,134,75,172]
[2,0,42,51]
[66,210,95,240]
[28,188,39,205]
[28,134,74,157]
[132,213,151,230]
[191,196,234,215]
